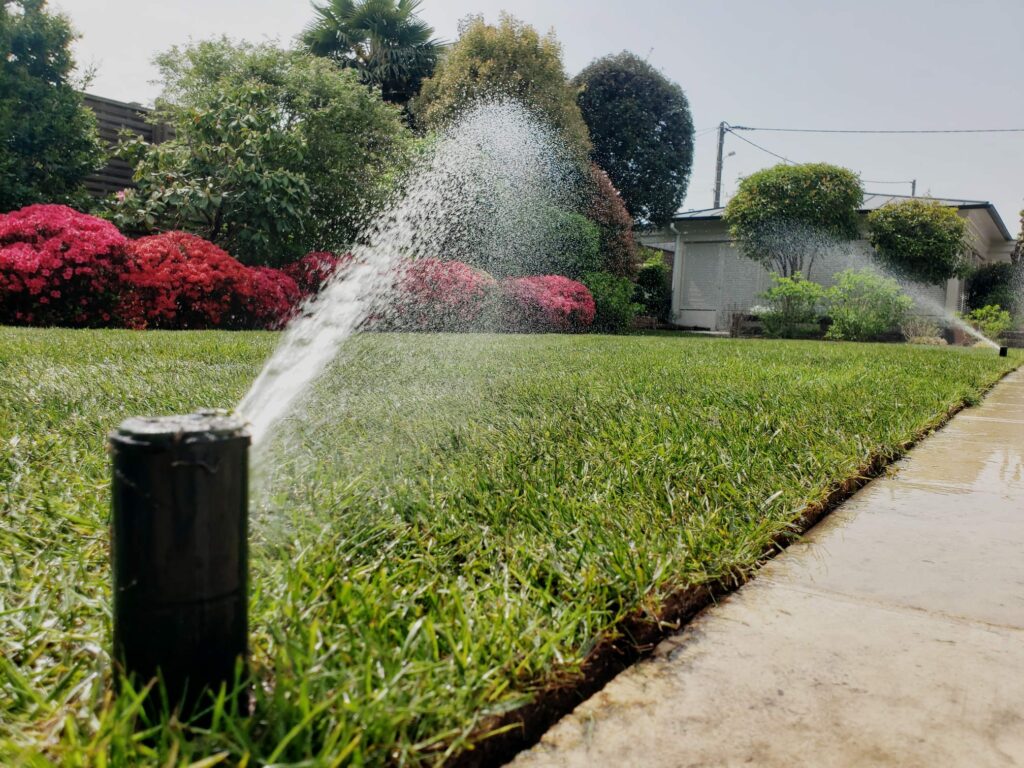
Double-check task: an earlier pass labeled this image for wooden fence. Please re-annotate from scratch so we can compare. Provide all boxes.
[82,94,172,197]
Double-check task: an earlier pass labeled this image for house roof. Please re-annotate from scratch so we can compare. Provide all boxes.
[675,193,1014,241]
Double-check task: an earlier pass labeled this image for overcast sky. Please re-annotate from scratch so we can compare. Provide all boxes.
[53,0,1024,234]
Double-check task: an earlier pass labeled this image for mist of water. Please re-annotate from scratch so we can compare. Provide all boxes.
[801,236,1002,349]
[238,100,577,448]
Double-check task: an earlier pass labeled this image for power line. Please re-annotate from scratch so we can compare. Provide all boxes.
[725,127,798,164]
[731,125,1024,135]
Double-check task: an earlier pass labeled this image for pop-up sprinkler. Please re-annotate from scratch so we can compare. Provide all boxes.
[110,411,250,717]
[1000,346,1008,357]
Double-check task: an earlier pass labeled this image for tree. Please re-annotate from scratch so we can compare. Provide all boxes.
[109,40,411,266]
[867,198,969,284]
[302,0,442,107]
[412,14,591,161]
[0,0,103,211]
[724,163,863,277]
[574,52,694,227]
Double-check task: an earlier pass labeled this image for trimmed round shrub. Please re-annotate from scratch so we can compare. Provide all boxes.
[0,204,129,326]
[394,258,497,331]
[282,251,351,298]
[499,275,595,332]
[119,232,298,329]
[583,270,640,332]
[867,199,969,285]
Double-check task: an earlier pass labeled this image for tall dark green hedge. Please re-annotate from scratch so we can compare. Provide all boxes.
[574,52,694,227]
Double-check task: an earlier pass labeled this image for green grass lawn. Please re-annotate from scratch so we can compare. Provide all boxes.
[0,328,1018,765]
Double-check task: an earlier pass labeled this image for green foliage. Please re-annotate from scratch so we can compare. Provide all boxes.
[758,272,824,338]
[412,14,590,161]
[543,208,601,278]
[825,269,913,341]
[966,262,1019,313]
[964,304,1012,340]
[302,0,442,107]
[634,249,672,321]
[724,163,863,277]
[867,199,970,285]
[108,40,410,266]
[574,51,694,226]
[583,271,640,332]
[0,0,103,211]
[1,328,1016,764]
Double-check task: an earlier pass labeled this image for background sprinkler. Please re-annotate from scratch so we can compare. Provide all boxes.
[110,411,250,718]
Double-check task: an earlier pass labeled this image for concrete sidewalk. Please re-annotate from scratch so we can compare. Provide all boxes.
[513,369,1024,768]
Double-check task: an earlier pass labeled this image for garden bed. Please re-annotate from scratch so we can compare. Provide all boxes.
[0,328,1018,765]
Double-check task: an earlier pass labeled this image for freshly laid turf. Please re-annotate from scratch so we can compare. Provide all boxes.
[0,327,1018,765]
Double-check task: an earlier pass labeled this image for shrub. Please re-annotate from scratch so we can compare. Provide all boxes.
[758,272,824,338]
[0,205,128,326]
[583,271,641,332]
[498,275,595,332]
[867,199,969,285]
[283,251,351,298]
[394,259,497,331]
[900,315,944,344]
[543,209,602,279]
[119,232,297,329]
[109,40,411,265]
[634,250,672,322]
[724,163,863,277]
[825,269,913,341]
[963,305,1012,341]
[586,164,639,277]
[249,267,302,329]
[966,262,1019,314]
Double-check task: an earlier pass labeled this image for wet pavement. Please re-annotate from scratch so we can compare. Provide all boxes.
[512,369,1024,768]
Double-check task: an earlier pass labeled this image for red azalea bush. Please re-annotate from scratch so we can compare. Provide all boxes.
[119,231,298,329]
[0,204,129,326]
[249,266,302,329]
[393,258,497,331]
[499,275,596,332]
[282,251,351,298]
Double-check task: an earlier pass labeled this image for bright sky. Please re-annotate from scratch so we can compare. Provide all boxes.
[53,0,1024,234]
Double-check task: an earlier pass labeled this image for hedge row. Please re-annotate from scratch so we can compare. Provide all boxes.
[0,205,596,332]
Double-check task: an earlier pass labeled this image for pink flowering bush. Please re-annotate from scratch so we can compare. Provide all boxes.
[392,258,498,331]
[0,204,129,326]
[499,275,596,332]
[282,251,352,298]
[118,232,298,330]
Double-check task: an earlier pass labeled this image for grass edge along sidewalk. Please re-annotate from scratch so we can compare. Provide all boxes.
[0,328,1019,766]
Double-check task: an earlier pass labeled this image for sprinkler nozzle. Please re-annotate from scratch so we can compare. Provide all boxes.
[1000,346,1008,357]
[110,410,250,719]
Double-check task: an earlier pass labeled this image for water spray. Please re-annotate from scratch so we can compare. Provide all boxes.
[110,411,250,717]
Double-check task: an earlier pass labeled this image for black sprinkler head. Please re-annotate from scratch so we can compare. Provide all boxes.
[1000,346,1008,357]
[109,410,250,719]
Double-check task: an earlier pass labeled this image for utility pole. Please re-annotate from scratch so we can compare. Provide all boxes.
[713,121,727,208]
[911,179,917,197]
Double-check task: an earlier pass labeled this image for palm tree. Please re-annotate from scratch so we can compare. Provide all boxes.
[302,0,442,107]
